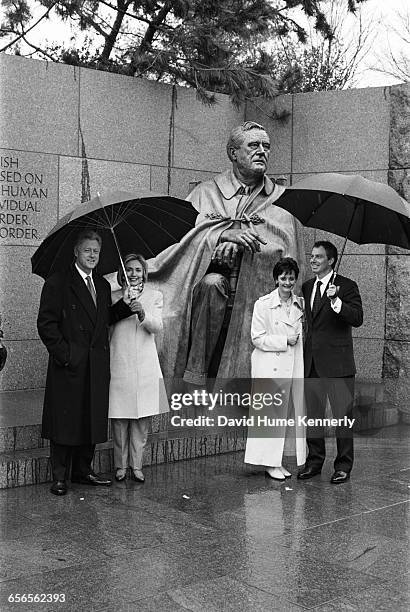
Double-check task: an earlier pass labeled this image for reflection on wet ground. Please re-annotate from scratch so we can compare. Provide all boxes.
[0,426,409,611]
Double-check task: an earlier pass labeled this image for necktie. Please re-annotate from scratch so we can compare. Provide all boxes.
[312,280,322,317]
[86,275,97,307]
[238,185,251,196]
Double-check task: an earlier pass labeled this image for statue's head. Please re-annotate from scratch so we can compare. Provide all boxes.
[226,121,270,184]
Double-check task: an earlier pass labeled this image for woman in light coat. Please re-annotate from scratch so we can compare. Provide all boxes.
[109,253,169,483]
[244,257,306,480]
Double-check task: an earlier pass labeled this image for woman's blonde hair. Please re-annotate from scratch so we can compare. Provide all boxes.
[117,253,148,286]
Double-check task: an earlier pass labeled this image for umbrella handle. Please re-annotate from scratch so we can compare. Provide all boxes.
[109,226,130,288]
[334,234,348,276]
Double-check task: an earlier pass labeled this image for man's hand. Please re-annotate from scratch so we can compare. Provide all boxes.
[211,242,242,268]
[129,299,145,322]
[219,228,267,253]
[287,334,299,346]
[326,284,340,303]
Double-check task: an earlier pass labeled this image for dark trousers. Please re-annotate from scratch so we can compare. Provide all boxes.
[305,362,354,473]
[50,441,95,481]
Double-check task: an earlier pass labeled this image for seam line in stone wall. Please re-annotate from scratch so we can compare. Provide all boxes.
[290,94,294,184]
[291,168,393,176]
[0,147,227,175]
[77,67,81,158]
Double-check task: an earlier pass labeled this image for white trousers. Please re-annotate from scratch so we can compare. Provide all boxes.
[112,418,150,470]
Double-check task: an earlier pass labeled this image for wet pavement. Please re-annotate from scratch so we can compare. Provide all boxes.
[0,426,409,611]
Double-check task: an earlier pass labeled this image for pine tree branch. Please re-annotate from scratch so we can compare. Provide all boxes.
[69,6,109,39]
[100,0,131,61]
[139,0,172,52]
[0,1,57,53]
[97,0,175,31]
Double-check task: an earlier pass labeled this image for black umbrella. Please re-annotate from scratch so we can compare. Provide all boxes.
[31,190,198,279]
[276,173,410,272]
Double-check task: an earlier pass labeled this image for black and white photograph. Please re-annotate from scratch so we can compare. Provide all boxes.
[0,0,409,610]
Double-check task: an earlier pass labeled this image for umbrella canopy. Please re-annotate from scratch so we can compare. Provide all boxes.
[31,190,198,279]
[276,173,410,259]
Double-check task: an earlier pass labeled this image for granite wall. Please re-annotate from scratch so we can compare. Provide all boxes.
[0,55,409,416]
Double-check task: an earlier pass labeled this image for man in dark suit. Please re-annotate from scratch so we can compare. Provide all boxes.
[38,230,138,496]
[298,240,363,484]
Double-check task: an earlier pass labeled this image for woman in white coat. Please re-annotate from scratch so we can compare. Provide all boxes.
[109,253,169,483]
[244,257,306,480]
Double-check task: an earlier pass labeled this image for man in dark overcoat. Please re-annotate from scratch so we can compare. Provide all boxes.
[298,240,363,484]
[37,230,137,495]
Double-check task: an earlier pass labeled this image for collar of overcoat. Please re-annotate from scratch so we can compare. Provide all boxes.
[214,169,275,200]
[268,288,304,326]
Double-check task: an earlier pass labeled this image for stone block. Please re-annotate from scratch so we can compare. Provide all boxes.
[353,338,384,379]
[0,246,45,340]
[0,55,79,156]
[0,424,46,453]
[302,227,317,252]
[293,88,390,174]
[245,95,293,174]
[0,150,59,245]
[354,402,400,433]
[386,255,410,341]
[0,340,48,392]
[388,168,410,202]
[386,169,410,257]
[389,83,410,169]
[79,68,172,166]
[0,389,44,428]
[0,447,51,488]
[93,442,114,474]
[150,166,216,200]
[58,156,151,218]
[173,87,244,172]
[382,340,410,413]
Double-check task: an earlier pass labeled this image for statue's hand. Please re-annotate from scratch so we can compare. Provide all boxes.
[212,242,242,268]
[220,228,267,253]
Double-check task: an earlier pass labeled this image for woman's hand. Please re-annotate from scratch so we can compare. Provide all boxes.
[131,300,145,322]
[287,333,299,346]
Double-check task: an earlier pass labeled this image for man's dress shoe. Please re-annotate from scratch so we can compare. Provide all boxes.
[72,473,112,486]
[50,480,67,496]
[297,467,322,480]
[330,470,350,484]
